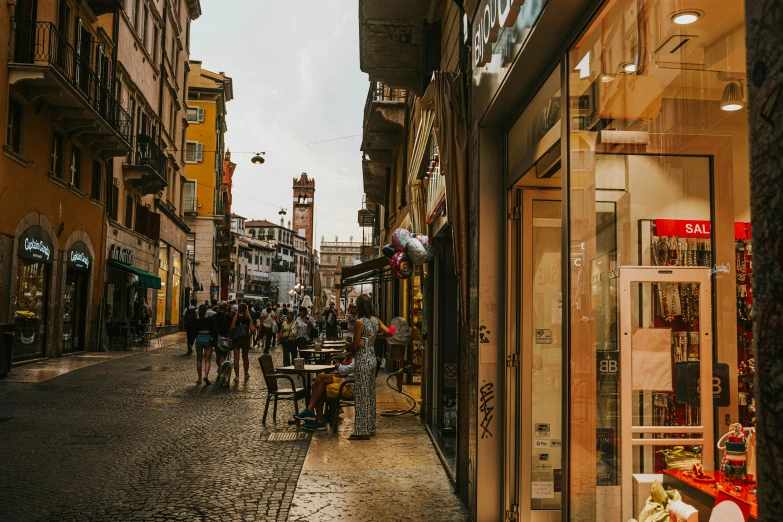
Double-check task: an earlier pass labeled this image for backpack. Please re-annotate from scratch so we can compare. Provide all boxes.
[184,306,197,323]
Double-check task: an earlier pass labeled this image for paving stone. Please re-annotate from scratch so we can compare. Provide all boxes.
[0,337,308,522]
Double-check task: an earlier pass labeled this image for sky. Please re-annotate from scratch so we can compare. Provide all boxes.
[190,0,367,251]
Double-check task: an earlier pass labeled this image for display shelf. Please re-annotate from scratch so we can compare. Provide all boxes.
[662,469,757,520]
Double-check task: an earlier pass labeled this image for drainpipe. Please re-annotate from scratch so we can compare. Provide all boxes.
[158,3,168,149]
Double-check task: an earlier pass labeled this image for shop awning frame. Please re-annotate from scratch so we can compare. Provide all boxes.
[109,260,162,289]
[342,256,394,286]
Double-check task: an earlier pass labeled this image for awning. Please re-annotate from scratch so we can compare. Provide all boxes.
[342,256,393,285]
[109,260,162,289]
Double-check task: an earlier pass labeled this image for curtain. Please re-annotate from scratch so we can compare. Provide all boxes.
[431,71,469,324]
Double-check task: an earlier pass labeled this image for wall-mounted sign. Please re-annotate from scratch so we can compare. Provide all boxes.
[173,266,181,276]
[67,241,92,271]
[19,225,54,264]
[474,0,524,67]
[159,258,169,271]
[597,351,620,381]
[109,244,134,265]
[653,219,750,240]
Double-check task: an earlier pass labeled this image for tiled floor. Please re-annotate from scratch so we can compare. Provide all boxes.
[287,374,467,522]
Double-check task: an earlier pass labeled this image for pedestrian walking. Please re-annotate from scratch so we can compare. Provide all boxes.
[278,311,297,366]
[323,303,339,340]
[344,294,390,440]
[182,298,198,355]
[229,303,255,383]
[214,301,231,367]
[249,304,259,347]
[260,305,277,354]
[193,305,217,385]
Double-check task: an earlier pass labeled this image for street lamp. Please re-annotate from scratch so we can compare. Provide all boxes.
[251,152,265,164]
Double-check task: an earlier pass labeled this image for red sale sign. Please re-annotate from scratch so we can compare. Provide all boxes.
[653,219,749,239]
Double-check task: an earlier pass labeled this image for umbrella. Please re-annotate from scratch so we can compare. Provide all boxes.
[301,295,313,308]
[313,295,324,316]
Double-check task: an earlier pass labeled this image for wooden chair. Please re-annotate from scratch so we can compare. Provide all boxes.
[258,355,306,424]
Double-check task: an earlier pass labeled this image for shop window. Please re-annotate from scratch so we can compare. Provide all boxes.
[567,0,752,519]
[50,132,64,179]
[70,145,82,189]
[91,160,102,201]
[5,97,23,154]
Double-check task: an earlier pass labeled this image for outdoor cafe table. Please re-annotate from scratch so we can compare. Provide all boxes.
[298,347,344,363]
[277,364,335,402]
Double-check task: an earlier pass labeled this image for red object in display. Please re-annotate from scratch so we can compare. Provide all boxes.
[663,469,757,520]
[653,219,749,239]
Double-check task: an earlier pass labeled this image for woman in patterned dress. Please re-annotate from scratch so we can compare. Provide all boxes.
[345,294,390,440]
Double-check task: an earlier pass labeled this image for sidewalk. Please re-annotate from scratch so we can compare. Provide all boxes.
[288,373,467,522]
[2,332,186,384]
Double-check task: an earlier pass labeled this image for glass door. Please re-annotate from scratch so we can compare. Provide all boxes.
[510,189,563,521]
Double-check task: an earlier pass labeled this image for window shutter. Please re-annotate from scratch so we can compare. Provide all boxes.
[423,22,441,92]
[197,108,205,122]
[196,143,203,162]
[111,183,119,221]
[148,211,161,242]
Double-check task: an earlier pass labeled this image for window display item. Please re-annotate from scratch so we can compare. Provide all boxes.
[631,328,674,391]
[629,480,682,522]
[717,424,753,482]
[668,500,698,522]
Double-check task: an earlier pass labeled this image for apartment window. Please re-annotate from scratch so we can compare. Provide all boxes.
[142,6,150,49]
[187,107,204,123]
[184,181,195,212]
[5,98,23,154]
[152,25,159,64]
[133,0,141,29]
[91,160,102,200]
[110,181,119,221]
[50,132,64,178]
[70,146,82,188]
[185,141,202,162]
[124,195,133,229]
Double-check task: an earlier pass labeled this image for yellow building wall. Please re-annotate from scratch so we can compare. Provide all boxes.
[185,99,218,218]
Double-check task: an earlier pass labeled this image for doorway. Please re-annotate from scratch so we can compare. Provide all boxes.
[63,270,88,353]
[507,189,562,521]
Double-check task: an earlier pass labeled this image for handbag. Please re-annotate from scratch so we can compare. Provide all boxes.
[230,321,249,341]
[272,321,278,333]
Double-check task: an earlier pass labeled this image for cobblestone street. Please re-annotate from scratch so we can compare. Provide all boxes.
[0,334,466,521]
[0,334,308,522]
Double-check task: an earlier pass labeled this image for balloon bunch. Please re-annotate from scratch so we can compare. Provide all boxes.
[382,228,435,279]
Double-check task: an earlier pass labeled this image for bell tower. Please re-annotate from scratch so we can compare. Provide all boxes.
[292,172,315,244]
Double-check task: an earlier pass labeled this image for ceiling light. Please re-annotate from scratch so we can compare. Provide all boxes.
[721,81,744,111]
[621,61,637,73]
[672,10,700,25]
[601,75,615,83]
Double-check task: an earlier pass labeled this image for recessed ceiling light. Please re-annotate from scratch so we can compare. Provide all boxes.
[672,10,701,25]
[601,75,614,83]
[621,61,637,73]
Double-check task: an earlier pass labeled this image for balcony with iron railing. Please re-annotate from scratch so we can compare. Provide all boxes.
[9,21,132,154]
[122,135,168,195]
[362,81,406,142]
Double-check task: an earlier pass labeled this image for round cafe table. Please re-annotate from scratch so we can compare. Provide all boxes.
[298,347,344,363]
[277,364,335,402]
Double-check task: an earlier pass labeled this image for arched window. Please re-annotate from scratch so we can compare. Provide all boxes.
[249,229,255,238]
[268,229,275,240]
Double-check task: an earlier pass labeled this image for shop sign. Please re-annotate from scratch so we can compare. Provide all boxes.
[109,244,134,265]
[173,266,181,276]
[210,285,219,294]
[653,219,750,240]
[159,258,169,271]
[67,241,92,271]
[19,225,54,264]
[473,0,524,67]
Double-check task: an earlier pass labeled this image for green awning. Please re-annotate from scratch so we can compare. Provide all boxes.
[109,261,162,289]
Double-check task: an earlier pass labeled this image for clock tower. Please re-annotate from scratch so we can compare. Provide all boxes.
[292,172,315,244]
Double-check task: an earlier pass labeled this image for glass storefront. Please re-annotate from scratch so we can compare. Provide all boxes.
[13,226,55,361]
[156,244,168,326]
[171,254,181,326]
[567,0,752,519]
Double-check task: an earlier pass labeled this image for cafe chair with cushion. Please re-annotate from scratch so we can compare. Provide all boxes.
[326,378,355,433]
[258,355,306,424]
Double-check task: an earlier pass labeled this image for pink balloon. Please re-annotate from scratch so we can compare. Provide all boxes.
[389,325,397,335]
